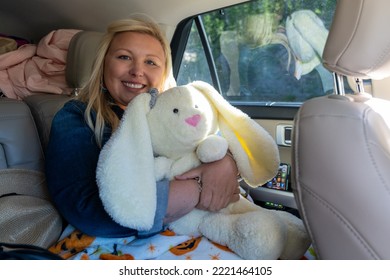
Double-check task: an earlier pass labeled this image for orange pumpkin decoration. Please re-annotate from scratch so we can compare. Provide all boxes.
[169,237,202,256]
[49,230,95,259]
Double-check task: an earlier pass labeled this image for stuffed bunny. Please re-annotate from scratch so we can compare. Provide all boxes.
[96,81,311,259]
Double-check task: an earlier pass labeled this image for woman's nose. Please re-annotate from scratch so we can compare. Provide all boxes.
[129,61,144,77]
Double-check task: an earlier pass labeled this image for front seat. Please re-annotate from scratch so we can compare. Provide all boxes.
[291,0,390,259]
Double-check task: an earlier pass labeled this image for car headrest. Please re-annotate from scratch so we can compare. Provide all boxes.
[322,0,390,79]
[65,31,104,90]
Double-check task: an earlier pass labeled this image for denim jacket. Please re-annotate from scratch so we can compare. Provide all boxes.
[45,100,169,238]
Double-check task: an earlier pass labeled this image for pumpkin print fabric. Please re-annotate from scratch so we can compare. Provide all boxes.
[49,225,242,260]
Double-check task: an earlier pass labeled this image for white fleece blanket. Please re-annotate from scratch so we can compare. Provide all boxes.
[49,224,316,260]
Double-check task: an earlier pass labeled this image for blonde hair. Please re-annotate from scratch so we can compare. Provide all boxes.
[76,15,175,147]
[242,13,292,70]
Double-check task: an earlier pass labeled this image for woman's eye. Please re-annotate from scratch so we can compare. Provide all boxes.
[173,108,179,113]
[118,55,131,60]
[146,60,157,66]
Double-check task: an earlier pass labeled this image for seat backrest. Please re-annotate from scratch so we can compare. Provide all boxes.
[23,94,71,152]
[0,98,63,248]
[0,98,44,171]
[292,0,390,259]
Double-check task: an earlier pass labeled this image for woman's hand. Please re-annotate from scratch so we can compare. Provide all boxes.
[175,154,240,212]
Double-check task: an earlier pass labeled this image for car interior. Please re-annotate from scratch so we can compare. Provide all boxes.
[1,0,390,260]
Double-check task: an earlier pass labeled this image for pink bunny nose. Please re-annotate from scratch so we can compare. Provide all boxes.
[185,114,201,127]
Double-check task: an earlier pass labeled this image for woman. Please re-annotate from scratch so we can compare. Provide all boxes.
[238,13,301,101]
[45,16,240,238]
[239,13,323,101]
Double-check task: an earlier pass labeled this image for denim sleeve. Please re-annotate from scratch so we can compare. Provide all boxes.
[137,180,170,238]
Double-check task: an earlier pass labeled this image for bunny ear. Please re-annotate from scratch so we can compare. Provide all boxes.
[96,93,157,230]
[190,81,280,187]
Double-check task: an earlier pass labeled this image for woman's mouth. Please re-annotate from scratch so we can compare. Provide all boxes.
[123,82,145,89]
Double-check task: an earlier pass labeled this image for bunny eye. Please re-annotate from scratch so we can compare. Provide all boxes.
[194,104,199,109]
[173,108,179,114]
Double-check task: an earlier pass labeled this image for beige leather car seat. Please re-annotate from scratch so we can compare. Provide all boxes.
[0,31,103,249]
[0,98,44,171]
[292,0,390,259]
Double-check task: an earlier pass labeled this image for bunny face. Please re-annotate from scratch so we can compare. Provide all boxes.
[147,85,218,159]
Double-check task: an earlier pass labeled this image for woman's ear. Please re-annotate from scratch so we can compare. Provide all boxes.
[190,80,280,187]
[96,93,158,230]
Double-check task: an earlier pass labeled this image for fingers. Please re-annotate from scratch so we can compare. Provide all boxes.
[174,167,201,181]
[230,192,240,204]
[197,189,212,210]
[180,156,240,212]
[197,184,241,211]
[210,186,240,211]
[223,186,241,207]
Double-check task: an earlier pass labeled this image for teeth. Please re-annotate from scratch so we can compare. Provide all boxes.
[123,82,144,89]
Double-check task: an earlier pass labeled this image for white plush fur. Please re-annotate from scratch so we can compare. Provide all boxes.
[96,81,311,259]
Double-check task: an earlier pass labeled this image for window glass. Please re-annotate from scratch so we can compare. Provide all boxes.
[177,0,346,104]
[176,24,212,85]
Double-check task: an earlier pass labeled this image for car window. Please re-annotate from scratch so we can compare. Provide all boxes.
[176,0,349,106]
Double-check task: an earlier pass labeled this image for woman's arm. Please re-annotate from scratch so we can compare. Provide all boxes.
[45,101,139,237]
[163,179,200,224]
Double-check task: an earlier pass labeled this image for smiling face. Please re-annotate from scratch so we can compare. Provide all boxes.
[103,31,166,109]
